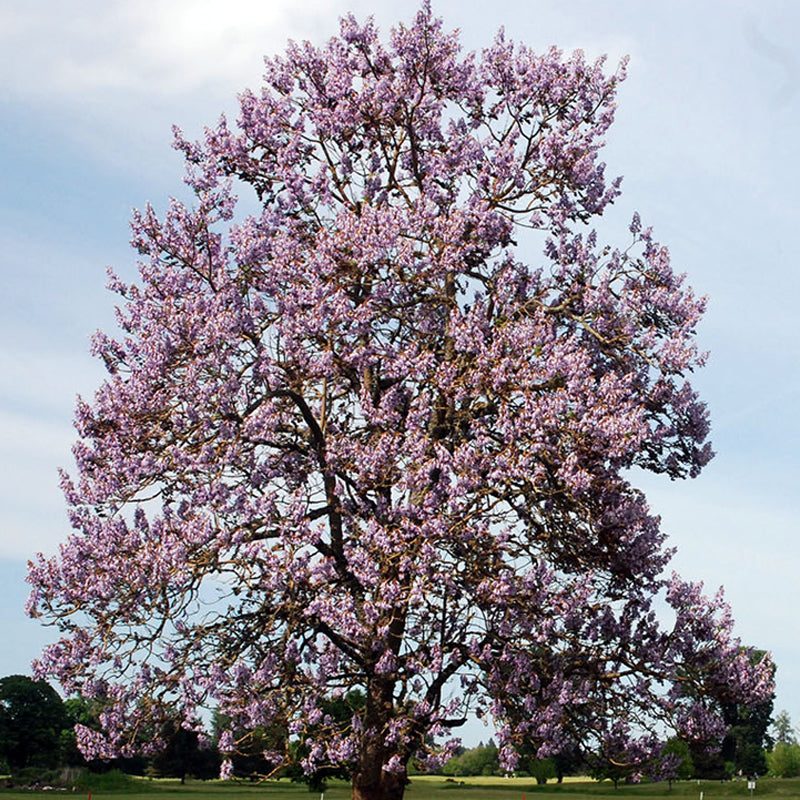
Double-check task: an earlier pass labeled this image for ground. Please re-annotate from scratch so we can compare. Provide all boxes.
[1,774,796,800]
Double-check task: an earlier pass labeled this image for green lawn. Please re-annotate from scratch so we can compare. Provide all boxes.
[2,775,798,800]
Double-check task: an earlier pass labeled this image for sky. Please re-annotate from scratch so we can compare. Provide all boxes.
[1,0,798,748]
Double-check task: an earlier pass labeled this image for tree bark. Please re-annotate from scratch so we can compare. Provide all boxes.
[352,767,407,800]
[352,677,409,800]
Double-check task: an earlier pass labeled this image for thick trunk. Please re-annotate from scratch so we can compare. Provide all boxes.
[353,676,409,800]
[352,763,407,800]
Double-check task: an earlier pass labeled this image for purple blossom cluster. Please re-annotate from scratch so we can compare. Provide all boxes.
[27,6,772,800]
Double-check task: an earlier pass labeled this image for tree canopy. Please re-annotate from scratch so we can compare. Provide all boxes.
[772,710,796,747]
[0,675,66,772]
[27,7,773,800]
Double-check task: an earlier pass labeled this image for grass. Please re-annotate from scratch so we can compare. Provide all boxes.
[2,774,799,800]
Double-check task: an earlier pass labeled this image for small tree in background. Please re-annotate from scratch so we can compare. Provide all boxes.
[285,690,367,790]
[441,741,499,777]
[655,738,694,789]
[772,710,796,746]
[0,675,65,772]
[527,757,557,784]
[27,6,774,800]
[767,742,800,778]
[149,720,220,782]
[709,650,774,777]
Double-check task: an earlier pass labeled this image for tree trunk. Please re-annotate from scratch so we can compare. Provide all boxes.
[353,677,409,800]
[352,764,407,800]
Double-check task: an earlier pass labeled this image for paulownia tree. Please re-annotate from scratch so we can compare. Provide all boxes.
[27,7,773,800]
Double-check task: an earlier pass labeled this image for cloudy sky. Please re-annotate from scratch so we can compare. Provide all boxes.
[1,0,798,746]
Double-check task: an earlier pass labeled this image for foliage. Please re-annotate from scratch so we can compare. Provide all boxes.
[76,767,143,791]
[550,748,585,783]
[0,675,66,772]
[767,742,800,778]
[513,736,579,783]
[588,749,639,789]
[61,693,149,775]
[27,6,773,800]
[149,721,221,781]
[684,651,775,780]
[685,743,727,782]
[771,710,796,746]
[654,738,693,786]
[527,757,557,784]
[718,652,773,776]
[60,696,94,767]
[280,691,366,789]
[211,708,285,780]
[441,741,499,777]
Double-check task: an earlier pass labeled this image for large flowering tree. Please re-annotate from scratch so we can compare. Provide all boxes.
[27,7,772,800]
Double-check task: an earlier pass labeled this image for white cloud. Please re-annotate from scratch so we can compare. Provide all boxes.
[0,0,403,177]
[0,0,385,103]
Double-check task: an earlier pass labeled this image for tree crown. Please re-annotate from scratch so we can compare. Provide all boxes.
[27,7,773,796]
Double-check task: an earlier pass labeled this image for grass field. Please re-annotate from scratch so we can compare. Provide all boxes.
[2,774,798,800]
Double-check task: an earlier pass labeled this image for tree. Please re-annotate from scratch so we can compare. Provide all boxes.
[441,741,499,777]
[767,742,800,778]
[723,652,773,776]
[527,757,557,784]
[211,707,286,781]
[689,650,774,778]
[27,7,773,800]
[655,738,694,788]
[149,720,220,781]
[771,710,796,746]
[589,749,639,789]
[285,690,366,789]
[0,675,66,772]
[60,693,148,775]
[514,736,579,782]
[60,696,94,767]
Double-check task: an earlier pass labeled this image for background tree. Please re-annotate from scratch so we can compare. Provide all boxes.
[765,711,800,779]
[514,736,579,783]
[767,742,800,778]
[60,696,94,768]
[720,651,774,776]
[441,741,499,777]
[771,710,796,746]
[285,690,366,790]
[588,751,637,790]
[60,693,148,776]
[211,708,285,780]
[687,649,774,779]
[550,747,584,783]
[654,737,694,789]
[527,757,557,785]
[0,675,65,772]
[27,7,773,800]
[149,720,220,782]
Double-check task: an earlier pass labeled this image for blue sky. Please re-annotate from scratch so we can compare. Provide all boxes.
[1,0,798,747]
